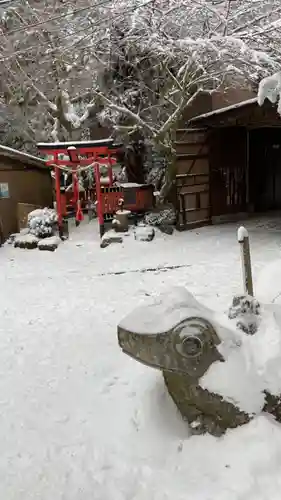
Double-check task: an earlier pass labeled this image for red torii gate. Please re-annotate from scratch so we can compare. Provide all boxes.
[37,139,120,237]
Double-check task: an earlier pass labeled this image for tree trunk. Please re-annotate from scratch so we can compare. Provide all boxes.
[158,146,176,203]
[117,140,145,184]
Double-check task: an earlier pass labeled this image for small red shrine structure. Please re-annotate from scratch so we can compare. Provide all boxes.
[37,139,154,237]
[37,139,119,236]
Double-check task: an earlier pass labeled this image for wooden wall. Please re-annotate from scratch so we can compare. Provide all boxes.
[0,158,53,239]
[175,128,210,229]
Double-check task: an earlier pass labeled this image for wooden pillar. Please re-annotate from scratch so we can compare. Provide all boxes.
[237,226,253,296]
[95,162,104,237]
[108,154,113,186]
[246,128,250,206]
[54,152,63,233]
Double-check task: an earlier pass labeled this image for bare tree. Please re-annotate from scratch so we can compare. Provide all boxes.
[1,0,281,195]
[92,0,281,197]
[0,0,110,148]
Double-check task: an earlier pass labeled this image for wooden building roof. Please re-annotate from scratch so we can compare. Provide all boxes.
[188,97,281,128]
[0,145,47,170]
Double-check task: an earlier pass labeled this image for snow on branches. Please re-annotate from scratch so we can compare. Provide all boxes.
[1,0,281,147]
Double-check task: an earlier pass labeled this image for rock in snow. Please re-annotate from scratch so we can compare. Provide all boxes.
[14,233,39,249]
[100,230,123,248]
[6,233,19,245]
[38,236,61,252]
[158,224,174,235]
[134,225,155,242]
[144,207,176,228]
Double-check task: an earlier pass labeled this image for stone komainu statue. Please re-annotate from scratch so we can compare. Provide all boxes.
[117,288,281,436]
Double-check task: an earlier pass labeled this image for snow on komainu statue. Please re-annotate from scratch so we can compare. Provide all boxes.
[117,287,281,436]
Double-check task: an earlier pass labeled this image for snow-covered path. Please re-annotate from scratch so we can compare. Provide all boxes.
[1,217,281,500]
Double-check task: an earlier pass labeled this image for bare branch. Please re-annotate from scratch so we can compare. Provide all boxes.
[157,89,202,138]
[90,90,157,135]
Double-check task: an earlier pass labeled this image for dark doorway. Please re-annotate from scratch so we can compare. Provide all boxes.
[250,128,281,211]
[210,127,247,217]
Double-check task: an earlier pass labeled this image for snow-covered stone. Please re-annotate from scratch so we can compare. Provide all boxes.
[14,233,39,249]
[134,225,155,242]
[6,233,19,245]
[100,231,123,248]
[158,224,174,235]
[38,236,61,252]
[7,228,34,245]
[144,207,176,227]
[120,283,281,418]
[119,286,228,336]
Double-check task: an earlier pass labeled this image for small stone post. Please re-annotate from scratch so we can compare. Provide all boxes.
[237,226,253,296]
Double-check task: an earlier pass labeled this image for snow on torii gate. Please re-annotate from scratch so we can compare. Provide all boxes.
[37,139,120,237]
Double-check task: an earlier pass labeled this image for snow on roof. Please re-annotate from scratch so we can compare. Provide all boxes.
[0,144,46,169]
[189,97,258,124]
[37,139,114,149]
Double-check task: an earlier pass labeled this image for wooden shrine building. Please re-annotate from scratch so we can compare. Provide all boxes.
[175,97,281,230]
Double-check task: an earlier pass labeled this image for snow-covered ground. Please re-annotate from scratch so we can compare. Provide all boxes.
[2,214,281,499]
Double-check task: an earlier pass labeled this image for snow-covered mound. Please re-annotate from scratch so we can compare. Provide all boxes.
[256,260,281,304]
[28,208,58,238]
[202,301,281,414]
